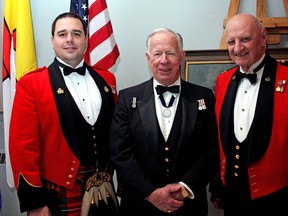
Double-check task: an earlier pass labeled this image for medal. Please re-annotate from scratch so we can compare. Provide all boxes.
[158,93,178,118]
[197,99,206,110]
[276,80,286,93]
[131,97,137,108]
[163,108,172,118]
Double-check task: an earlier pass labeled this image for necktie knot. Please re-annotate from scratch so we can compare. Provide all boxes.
[57,60,86,76]
[156,85,180,95]
[234,71,257,84]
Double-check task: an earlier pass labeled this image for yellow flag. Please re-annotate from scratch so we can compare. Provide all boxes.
[2,0,37,188]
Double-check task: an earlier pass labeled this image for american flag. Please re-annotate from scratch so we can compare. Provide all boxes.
[70,0,120,71]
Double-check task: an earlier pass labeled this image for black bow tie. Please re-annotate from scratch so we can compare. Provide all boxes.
[63,66,86,76]
[57,60,86,76]
[233,56,265,84]
[155,85,180,95]
[234,70,257,84]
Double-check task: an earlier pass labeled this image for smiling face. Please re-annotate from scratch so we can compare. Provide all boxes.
[225,14,267,71]
[51,17,87,68]
[146,30,185,86]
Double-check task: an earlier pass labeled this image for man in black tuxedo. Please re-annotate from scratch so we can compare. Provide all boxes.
[109,28,219,216]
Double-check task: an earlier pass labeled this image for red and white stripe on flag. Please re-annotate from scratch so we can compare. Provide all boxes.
[70,0,120,71]
[2,0,37,188]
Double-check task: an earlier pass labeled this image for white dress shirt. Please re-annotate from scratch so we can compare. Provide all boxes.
[154,78,181,141]
[57,57,102,125]
[234,55,265,142]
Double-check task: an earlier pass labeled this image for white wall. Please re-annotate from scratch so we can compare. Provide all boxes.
[28,0,231,91]
[1,0,288,215]
[28,0,288,92]
[2,0,288,93]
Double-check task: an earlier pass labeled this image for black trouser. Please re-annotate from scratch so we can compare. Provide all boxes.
[224,186,288,216]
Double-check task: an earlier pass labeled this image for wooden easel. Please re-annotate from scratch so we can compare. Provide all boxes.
[219,0,288,48]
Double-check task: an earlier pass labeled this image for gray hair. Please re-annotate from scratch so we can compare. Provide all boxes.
[146,28,183,52]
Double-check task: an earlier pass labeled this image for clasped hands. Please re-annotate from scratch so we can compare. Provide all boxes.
[146,183,186,213]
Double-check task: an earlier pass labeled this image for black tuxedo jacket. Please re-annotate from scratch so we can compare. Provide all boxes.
[110,78,218,216]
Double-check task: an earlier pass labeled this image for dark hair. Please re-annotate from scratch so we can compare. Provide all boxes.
[51,12,87,36]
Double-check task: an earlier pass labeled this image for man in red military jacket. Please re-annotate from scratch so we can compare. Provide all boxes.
[9,12,118,216]
[210,13,288,216]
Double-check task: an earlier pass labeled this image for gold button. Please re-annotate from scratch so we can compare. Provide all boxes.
[235,155,240,159]
[68,174,73,179]
[165,147,169,151]
[66,182,71,186]
[236,145,240,150]
[93,135,96,139]
[234,165,239,169]
[72,161,76,164]
[71,167,75,171]
[165,158,169,162]
[234,172,238,177]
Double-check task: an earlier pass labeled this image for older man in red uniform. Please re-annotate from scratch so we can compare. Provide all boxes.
[210,13,288,216]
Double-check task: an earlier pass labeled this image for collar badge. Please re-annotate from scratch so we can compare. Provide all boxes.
[57,88,64,94]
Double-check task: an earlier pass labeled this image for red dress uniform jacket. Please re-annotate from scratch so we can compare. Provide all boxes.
[215,55,288,200]
[9,62,117,210]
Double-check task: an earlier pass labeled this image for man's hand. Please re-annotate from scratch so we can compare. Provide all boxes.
[211,196,224,209]
[146,183,184,213]
[171,184,189,200]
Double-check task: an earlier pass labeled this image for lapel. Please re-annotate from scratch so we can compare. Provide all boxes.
[248,54,276,163]
[48,58,79,156]
[138,78,163,155]
[172,80,199,161]
[220,67,239,154]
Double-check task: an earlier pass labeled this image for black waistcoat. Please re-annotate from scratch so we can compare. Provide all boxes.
[70,95,111,172]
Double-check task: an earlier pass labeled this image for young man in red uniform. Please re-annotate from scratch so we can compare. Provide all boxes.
[9,12,119,216]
